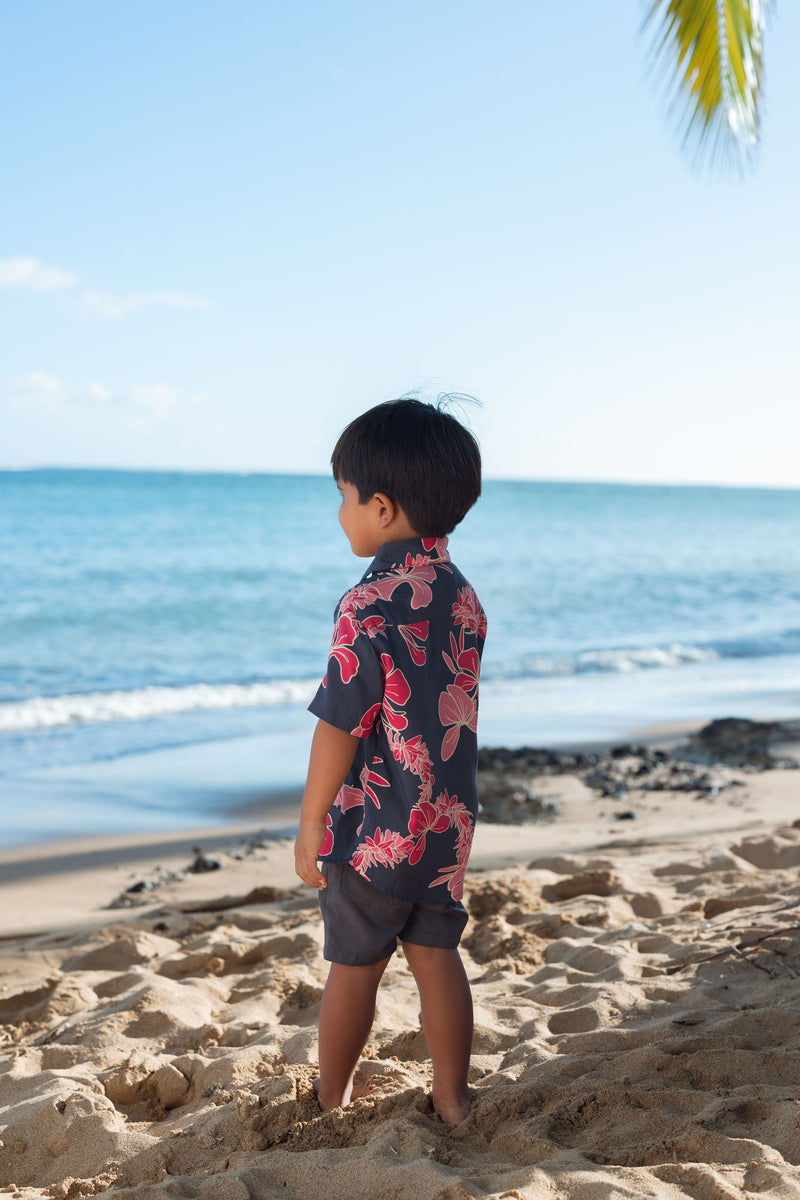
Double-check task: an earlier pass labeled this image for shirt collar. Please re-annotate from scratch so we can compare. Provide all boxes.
[364,536,450,577]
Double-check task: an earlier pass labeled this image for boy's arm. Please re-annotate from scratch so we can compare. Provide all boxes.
[294,718,360,889]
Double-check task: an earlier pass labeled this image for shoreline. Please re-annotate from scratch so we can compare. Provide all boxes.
[2,706,793,848]
[2,712,798,942]
[3,642,799,849]
[0,713,740,870]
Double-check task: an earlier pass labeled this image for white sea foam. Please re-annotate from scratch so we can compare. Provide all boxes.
[0,680,318,732]
[485,642,720,682]
[1,644,723,735]
[574,643,719,673]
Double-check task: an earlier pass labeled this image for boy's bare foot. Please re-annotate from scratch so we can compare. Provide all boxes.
[313,1075,353,1111]
[432,1088,471,1126]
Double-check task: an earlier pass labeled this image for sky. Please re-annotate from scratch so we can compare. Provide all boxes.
[1,2,798,487]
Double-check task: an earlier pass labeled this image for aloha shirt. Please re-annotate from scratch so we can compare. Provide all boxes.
[309,536,487,903]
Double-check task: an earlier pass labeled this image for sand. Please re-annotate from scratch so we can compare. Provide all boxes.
[2,730,800,1199]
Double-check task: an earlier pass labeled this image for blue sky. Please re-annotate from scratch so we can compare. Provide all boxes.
[2,2,798,486]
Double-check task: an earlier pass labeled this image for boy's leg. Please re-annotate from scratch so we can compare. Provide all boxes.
[401,943,473,1125]
[316,957,391,1110]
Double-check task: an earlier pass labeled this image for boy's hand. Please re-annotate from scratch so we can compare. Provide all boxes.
[294,820,328,889]
[295,719,359,889]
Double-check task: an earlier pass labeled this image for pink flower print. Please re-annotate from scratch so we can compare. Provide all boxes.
[384,727,433,805]
[432,789,471,829]
[398,556,438,608]
[352,828,415,873]
[336,591,359,620]
[398,621,429,666]
[319,812,334,857]
[380,653,410,731]
[452,586,487,639]
[381,654,410,705]
[429,816,474,900]
[421,537,449,559]
[328,613,362,684]
[342,557,439,614]
[407,790,471,867]
[430,861,468,901]
[381,706,407,733]
[359,760,390,808]
[408,800,451,838]
[442,629,480,692]
[351,702,381,738]
[339,542,451,621]
[389,731,433,781]
[334,783,365,813]
[361,615,386,639]
[407,799,451,865]
[407,840,425,866]
[438,683,478,761]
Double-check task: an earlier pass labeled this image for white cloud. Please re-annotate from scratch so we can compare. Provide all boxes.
[81,289,212,318]
[26,370,62,394]
[5,374,205,431]
[8,371,70,412]
[88,381,113,402]
[0,257,77,292]
[0,256,211,317]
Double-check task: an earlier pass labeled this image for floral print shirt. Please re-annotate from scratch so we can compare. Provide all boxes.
[309,536,486,903]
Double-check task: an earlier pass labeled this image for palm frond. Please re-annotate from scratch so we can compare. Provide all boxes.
[644,0,770,167]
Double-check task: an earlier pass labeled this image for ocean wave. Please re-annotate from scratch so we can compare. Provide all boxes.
[484,630,800,683]
[483,642,719,682]
[3,630,798,734]
[0,679,318,733]
[576,643,719,673]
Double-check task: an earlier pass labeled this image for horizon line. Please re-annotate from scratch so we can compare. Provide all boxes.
[1,464,799,493]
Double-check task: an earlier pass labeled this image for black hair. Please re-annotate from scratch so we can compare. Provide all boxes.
[331,397,481,536]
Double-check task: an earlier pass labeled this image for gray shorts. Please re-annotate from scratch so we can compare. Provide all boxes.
[319,861,469,966]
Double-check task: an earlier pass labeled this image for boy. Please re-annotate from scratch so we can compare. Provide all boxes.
[294,397,485,1125]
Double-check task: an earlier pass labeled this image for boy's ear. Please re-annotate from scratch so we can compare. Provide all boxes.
[372,492,396,528]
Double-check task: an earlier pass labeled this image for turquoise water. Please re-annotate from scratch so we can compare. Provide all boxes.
[2,469,799,844]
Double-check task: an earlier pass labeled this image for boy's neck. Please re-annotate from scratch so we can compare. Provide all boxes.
[379,517,420,544]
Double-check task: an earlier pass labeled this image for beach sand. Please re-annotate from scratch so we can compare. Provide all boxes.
[2,722,800,1198]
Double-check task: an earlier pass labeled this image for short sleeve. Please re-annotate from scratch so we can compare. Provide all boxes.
[308,610,384,738]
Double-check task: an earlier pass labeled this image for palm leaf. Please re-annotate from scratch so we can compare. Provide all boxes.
[644,0,770,165]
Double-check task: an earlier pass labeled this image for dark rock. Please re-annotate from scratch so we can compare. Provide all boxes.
[107,863,186,909]
[477,745,591,774]
[474,721,800,827]
[188,852,224,873]
[125,879,153,894]
[477,737,747,821]
[614,811,637,821]
[477,769,559,825]
[681,717,800,770]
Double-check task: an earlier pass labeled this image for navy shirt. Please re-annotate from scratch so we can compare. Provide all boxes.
[309,536,486,903]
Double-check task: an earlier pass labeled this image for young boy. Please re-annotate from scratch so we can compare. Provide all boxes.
[294,397,486,1126]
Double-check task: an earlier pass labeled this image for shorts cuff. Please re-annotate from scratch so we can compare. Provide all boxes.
[399,932,464,951]
[323,944,396,966]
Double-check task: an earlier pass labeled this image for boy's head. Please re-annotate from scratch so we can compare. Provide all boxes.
[331,398,481,538]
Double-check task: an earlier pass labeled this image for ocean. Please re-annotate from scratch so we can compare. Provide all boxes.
[2,469,799,847]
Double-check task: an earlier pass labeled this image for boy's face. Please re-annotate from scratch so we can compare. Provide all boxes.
[337,481,387,558]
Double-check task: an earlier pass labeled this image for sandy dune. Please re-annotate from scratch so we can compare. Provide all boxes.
[2,744,800,1199]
